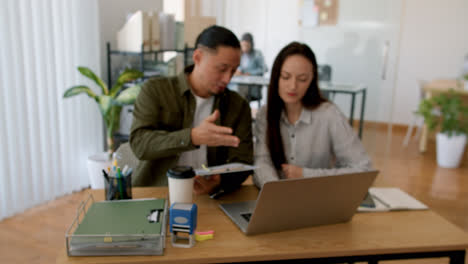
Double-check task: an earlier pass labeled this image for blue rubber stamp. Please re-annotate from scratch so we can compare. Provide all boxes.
[169,203,197,248]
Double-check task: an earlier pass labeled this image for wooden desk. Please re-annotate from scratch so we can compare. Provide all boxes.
[57,186,468,264]
[419,79,468,152]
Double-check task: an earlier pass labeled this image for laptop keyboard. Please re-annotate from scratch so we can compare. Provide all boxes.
[241,213,252,222]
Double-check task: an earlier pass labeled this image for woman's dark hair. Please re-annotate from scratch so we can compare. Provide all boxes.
[195,25,240,51]
[266,41,327,170]
[241,32,254,51]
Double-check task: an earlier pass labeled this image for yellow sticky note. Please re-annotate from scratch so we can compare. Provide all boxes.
[195,233,214,241]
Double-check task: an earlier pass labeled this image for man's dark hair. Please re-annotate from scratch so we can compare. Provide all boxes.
[195,25,240,51]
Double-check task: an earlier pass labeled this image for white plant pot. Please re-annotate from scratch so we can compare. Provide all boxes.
[436,133,467,168]
[87,153,112,189]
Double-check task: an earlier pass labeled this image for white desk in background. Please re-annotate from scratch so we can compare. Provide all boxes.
[321,82,367,139]
[230,76,367,138]
[229,75,269,108]
[230,75,270,86]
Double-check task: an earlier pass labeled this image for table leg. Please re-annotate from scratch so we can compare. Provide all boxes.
[419,91,432,152]
[349,94,356,127]
[449,250,466,264]
[107,42,112,89]
[140,49,144,74]
[419,125,428,152]
[359,89,367,139]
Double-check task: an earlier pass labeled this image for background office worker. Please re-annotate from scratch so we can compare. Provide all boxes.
[233,33,267,100]
[253,42,372,188]
[236,33,266,76]
[130,25,253,196]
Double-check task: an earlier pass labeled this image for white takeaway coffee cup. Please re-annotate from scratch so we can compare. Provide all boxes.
[167,166,195,205]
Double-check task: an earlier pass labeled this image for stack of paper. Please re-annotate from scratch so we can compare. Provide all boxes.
[358,187,428,212]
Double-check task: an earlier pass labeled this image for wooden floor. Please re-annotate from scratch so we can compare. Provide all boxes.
[0,125,467,264]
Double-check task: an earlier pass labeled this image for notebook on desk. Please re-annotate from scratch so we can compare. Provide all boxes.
[358,187,428,212]
[219,170,378,235]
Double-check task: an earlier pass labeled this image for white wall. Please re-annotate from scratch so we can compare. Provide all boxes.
[224,0,301,72]
[301,0,403,123]
[392,0,468,125]
[98,0,163,82]
[163,0,223,22]
[224,0,301,108]
[98,0,468,125]
[224,0,402,122]
[222,0,468,125]
[163,0,184,21]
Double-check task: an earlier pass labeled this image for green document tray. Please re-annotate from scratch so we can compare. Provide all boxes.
[66,196,167,256]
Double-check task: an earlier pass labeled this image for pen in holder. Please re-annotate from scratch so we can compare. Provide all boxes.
[103,169,133,200]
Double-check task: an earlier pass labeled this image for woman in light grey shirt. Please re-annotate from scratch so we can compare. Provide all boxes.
[253,42,373,188]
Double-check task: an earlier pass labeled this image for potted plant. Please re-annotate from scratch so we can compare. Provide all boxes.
[417,90,468,168]
[64,66,143,188]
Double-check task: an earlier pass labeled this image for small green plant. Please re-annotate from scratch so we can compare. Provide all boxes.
[417,90,468,137]
[63,66,143,154]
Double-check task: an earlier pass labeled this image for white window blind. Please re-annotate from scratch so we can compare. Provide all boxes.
[0,0,103,220]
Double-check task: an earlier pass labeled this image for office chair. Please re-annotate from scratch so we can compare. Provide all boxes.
[246,84,263,108]
[318,64,332,82]
[243,64,268,108]
[318,64,333,100]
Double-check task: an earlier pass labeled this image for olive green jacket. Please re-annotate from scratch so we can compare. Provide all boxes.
[129,66,253,193]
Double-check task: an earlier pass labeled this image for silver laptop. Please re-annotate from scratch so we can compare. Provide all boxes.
[219,170,378,235]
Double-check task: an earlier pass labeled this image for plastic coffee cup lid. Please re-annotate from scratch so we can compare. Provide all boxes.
[167,166,195,179]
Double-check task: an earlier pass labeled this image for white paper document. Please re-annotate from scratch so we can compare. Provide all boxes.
[358,187,428,212]
[194,163,256,176]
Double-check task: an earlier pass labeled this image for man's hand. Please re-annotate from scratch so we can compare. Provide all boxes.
[281,164,303,179]
[191,110,240,147]
[193,174,221,195]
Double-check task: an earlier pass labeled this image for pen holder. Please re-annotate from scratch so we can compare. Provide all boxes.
[104,173,132,200]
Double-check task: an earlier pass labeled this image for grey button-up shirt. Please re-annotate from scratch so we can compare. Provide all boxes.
[253,102,373,188]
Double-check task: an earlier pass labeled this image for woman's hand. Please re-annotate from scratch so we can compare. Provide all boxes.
[281,164,303,179]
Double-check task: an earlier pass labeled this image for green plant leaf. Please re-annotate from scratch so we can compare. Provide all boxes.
[109,69,143,97]
[107,106,122,138]
[102,105,122,153]
[63,85,97,99]
[114,85,141,105]
[78,66,109,95]
[97,95,113,116]
[417,90,468,135]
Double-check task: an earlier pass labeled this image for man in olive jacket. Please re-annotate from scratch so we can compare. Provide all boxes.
[130,25,253,197]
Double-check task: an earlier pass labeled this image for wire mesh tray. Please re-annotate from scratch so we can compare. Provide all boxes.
[65,195,167,256]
